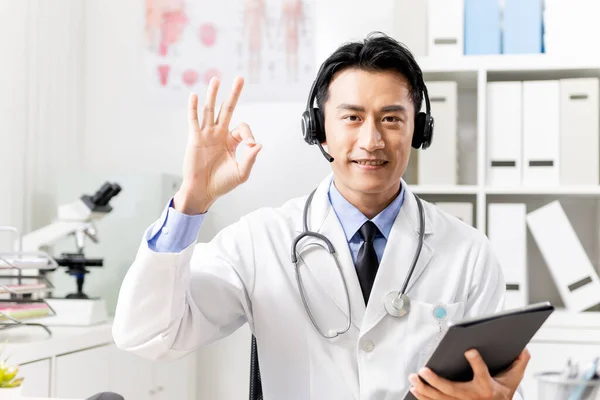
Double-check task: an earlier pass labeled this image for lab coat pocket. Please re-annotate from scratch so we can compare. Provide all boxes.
[406,300,465,373]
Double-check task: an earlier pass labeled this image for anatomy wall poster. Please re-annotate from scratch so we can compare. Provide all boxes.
[145,0,316,104]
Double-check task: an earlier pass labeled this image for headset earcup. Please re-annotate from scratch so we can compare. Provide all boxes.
[421,114,434,150]
[313,108,325,143]
[301,110,314,144]
[412,112,426,149]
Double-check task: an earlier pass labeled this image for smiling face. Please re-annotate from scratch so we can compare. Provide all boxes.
[322,67,416,205]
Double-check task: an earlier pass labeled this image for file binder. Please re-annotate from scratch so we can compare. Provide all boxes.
[526,201,600,312]
[487,82,523,186]
[464,0,501,55]
[393,0,428,57]
[503,0,543,54]
[559,78,599,185]
[428,0,464,57]
[522,80,560,186]
[417,81,458,185]
[488,204,528,309]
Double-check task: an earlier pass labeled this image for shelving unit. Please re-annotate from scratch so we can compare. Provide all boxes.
[408,55,600,398]
[408,54,600,317]
[410,185,479,195]
[0,226,59,336]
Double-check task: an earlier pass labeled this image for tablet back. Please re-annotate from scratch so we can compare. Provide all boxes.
[404,302,554,399]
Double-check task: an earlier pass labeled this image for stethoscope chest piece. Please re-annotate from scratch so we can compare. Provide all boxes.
[384,291,411,318]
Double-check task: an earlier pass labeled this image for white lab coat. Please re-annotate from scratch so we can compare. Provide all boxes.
[112,174,523,400]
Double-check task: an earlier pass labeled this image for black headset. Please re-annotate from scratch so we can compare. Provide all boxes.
[300,65,434,162]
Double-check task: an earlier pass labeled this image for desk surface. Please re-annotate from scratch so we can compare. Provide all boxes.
[1,322,113,365]
[23,398,81,400]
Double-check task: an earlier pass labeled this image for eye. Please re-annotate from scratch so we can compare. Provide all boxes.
[383,116,401,123]
[343,115,361,122]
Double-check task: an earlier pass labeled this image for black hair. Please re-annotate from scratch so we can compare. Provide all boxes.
[314,31,425,116]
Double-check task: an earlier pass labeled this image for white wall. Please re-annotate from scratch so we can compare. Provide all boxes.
[0,1,29,247]
[0,0,85,248]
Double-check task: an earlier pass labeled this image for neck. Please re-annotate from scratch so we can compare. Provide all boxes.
[333,178,402,220]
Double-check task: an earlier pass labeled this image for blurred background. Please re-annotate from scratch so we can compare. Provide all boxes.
[1,0,600,399]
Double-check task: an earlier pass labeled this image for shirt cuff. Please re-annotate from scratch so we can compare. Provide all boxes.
[147,198,205,253]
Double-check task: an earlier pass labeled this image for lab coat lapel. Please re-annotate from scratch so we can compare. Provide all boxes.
[361,184,434,336]
[294,174,365,332]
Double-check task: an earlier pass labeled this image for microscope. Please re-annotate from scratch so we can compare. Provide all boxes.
[21,182,121,326]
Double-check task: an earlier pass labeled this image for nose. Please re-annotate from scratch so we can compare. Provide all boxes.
[357,120,384,151]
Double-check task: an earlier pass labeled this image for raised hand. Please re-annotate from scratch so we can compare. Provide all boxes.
[174,76,262,215]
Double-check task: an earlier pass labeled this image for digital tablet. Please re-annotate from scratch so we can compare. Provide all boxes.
[404,301,555,400]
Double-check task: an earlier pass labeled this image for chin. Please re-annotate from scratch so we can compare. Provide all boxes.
[334,163,403,194]
[347,175,398,194]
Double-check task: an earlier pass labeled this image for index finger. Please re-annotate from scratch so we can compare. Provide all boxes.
[417,368,462,398]
[188,92,200,130]
[501,348,531,377]
[216,76,244,126]
[465,349,492,380]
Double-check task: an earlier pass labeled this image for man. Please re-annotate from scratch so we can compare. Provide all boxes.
[113,32,529,399]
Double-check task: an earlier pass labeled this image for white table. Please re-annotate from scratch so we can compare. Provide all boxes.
[23,398,81,400]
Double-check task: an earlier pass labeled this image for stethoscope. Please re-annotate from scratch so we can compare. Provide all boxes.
[290,187,426,339]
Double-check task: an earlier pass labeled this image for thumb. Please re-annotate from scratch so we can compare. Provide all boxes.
[237,143,262,182]
[499,348,531,378]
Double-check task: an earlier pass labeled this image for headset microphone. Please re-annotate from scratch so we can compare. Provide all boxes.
[316,141,333,162]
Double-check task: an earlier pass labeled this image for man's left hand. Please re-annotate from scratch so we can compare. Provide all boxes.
[408,347,530,400]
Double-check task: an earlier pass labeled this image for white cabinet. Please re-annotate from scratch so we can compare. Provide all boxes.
[109,345,154,400]
[55,344,110,399]
[19,358,51,397]
[109,344,196,400]
[1,323,196,399]
[154,354,196,400]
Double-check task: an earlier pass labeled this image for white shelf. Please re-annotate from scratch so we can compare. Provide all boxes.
[417,54,600,88]
[418,54,600,73]
[410,185,600,196]
[410,185,478,195]
[486,186,600,196]
[545,309,600,329]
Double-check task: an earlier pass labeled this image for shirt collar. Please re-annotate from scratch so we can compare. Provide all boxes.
[327,177,405,241]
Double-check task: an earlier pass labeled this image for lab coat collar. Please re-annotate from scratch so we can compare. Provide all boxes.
[360,185,435,335]
[297,172,434,236]
[294,173,435,335]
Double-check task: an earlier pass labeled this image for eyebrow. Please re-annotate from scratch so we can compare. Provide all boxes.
[336,103,407,113]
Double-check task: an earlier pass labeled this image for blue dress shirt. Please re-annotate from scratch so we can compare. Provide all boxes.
[147,180,405,267]
[327,180,404,264]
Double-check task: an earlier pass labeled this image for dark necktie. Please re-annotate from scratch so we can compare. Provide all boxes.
[356,221,380,305]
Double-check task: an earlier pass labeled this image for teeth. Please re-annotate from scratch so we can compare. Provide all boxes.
[357,160,385,166]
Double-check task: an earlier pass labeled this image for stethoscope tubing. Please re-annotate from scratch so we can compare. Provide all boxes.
[291,185,426,337]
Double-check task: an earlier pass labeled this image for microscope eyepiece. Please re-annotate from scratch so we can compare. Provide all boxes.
[91,182,122,206]
[83,181,122,212]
